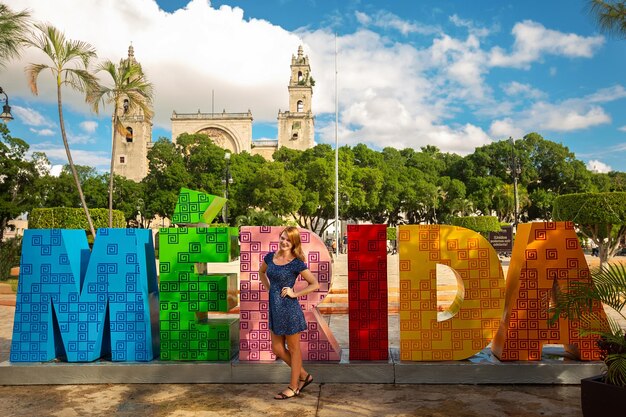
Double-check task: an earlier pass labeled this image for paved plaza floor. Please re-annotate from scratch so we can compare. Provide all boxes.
[0,253,591,416]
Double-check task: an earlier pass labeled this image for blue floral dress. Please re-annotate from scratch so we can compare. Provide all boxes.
[264,252,308,335]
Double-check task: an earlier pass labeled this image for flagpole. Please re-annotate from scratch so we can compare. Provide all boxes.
[334,33,339,258]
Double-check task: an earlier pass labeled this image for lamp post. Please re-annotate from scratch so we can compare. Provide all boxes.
[0,87,14,122]
[136,198,144,228]
[222,151,233,224]
[508,137,521,227]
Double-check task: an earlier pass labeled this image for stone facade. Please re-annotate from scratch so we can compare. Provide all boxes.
[111,45,153,182]
[277,45,315,151]
[113,45,314,180]
[171,111,252,153]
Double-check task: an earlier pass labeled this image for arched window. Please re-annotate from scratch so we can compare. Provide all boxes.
[297,100,304,112]
[291,132,299,140]
[123,99,129,114]
[126,127,133,143]
[298,71,303,83]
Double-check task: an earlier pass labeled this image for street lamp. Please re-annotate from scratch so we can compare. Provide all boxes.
[222,151,233,224]
[136,198,144,228]
[507,137,521,227]
[0,87,14,122]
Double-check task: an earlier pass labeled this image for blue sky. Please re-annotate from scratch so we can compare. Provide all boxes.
[2,0,625,173]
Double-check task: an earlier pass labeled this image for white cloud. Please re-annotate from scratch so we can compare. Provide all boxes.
[502,81,545,99]
[587,160,612,173]
[356,10,440,36]
[489,20,604,69]
[585,85,626,103]
[619,126,626,132]
[490,86,625,134]
[11,0,304,129]
[30,143,110,171]
[5,1,619,162]
[49,164,63,177]
[489,118,524,139]
[11,105,55,127]
[80,120,98,133]
[427,33,491,102]
[355,11,371,26]
[29,128,55,136]
[449,14,490,37]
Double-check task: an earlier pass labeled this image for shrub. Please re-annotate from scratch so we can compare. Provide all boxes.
[450,216,501,235]
[0,237,22,280]
[29,208,126,231]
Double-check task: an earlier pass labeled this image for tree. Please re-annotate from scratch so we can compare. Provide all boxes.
[0,3,30,69]
[553,192,626,267]
[25,24,99,237]
[90,58,153,227]
[588,0,626,39]
[0,123,39,241]
[142,138,191,221]
[36,165,107,210]
[109,175,146,226]
[274,145,335,235]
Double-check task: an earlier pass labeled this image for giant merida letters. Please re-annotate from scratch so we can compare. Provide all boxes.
[10,187,609,364]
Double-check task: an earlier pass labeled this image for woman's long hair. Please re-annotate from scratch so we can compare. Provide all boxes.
[281,226,306,261]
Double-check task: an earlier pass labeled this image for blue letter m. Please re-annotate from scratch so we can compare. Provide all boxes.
[10,229,159,362]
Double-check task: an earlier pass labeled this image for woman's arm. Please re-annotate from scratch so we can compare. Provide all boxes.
[281,269,319,299]
[259,261,270,291]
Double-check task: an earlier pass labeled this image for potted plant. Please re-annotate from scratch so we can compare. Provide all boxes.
[550,262,626,416]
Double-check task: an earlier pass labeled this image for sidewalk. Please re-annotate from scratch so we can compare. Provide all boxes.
[0,254,587,416]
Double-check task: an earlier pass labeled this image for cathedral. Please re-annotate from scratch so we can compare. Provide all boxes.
[112,45,315,181]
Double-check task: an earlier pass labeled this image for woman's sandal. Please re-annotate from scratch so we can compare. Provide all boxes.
[299,373,314,392]
[274,386,299,400]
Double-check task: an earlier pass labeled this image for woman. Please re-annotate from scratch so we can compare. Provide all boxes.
[259,226,320,400]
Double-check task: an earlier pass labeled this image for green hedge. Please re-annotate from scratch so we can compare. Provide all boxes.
[29,208,126,231]
[450,216,502,234]
[553,192,626,224]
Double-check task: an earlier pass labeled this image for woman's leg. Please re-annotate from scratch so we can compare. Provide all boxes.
[284,333,302,391]
[270,332,309,389]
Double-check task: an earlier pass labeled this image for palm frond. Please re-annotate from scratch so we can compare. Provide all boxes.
[62,68,99,96]
[24,63,51,96]
[591,263,626,318]
[0,4,31,67]
[588,0,626,39]
[605,354,626,386]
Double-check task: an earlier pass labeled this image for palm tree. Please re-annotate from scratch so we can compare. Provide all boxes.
[25,23,98,237]
[90,57,153,227]
[550,262,626,386]
[0,3,30,69]
[588,0,626,39]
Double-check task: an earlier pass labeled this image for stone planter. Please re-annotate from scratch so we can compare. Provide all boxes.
[581,375,626,417]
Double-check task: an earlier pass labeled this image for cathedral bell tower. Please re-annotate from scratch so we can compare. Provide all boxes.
[277,45,314,150]
[111,45,153,182]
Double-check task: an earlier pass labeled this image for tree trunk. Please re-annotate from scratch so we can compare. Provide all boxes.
[109,108,119,228]
[0,218,6,242]
[56,81,96,238]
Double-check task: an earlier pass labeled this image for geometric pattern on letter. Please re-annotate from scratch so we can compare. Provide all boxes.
[171,187,227,226]
[347,224,388,361]
[491,221,606,361]
[239,226,341,361]
[398,225,505,361]
[10,228,158,362]
[159,227,239,361]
